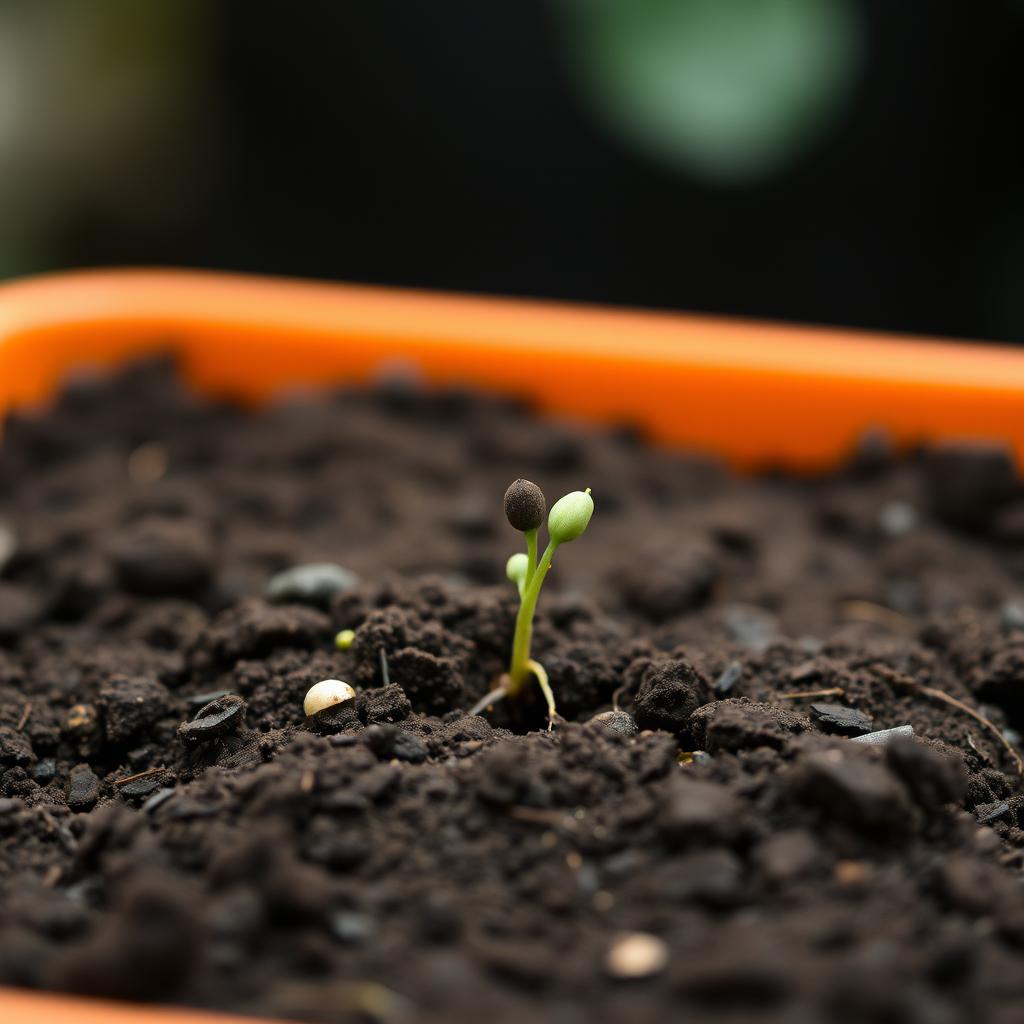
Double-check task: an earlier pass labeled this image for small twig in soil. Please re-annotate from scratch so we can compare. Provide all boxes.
[875,664,1024,777]
[113,767,165,787]
[16,702,31,731]
[611,683,629,712]
[839,600,913,632]
[918,685,1024,777]
[505,805,578,832]
[379,648,390,686]
[776,687,846,701]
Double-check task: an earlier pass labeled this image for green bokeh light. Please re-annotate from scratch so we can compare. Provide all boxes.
[559,0,864,182]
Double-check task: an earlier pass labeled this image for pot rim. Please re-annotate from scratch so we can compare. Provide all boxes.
[3,268,1024,471]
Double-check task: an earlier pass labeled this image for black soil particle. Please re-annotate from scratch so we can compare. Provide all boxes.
[2,358,1024,1023]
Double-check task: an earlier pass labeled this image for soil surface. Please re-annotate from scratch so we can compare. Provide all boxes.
[3,359,1024,1023]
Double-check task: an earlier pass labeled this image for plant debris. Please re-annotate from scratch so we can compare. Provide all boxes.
[808,702,873,736]
[177,694,246,745]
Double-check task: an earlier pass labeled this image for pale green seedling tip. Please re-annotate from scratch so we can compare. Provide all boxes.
[506,552,529,597]
[334,628,356,651]
[547,487,594,545]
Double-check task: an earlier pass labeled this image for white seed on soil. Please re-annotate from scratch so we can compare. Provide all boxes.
[604,932,668,979]
[304,679,356,717]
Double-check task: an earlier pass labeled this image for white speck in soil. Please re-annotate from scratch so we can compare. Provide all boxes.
[604,932,669,979]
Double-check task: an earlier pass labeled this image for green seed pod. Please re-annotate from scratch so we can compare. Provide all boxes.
[548,488,594,545]
[506,552,529,586]
[504,478,546,532]
[334,629,356,651]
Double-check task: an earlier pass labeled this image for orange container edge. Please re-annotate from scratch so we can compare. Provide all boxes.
[4,268,1024,473]
[2,267,1024,1023]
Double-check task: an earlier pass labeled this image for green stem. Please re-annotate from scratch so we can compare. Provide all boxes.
[508,538,557,697]
[525,528,538,587]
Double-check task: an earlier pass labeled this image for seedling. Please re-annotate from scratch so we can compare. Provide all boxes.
[473,479,594,727]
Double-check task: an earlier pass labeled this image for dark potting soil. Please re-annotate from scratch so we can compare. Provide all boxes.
[3,359,1024,1023]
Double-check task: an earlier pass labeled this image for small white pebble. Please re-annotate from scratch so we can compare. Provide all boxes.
[878,500,917,537]
[304,679,356,717]
[604,932,668,979]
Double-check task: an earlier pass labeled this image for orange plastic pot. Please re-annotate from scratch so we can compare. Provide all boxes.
[4,269,1024,471]
[2,268,1024,1024]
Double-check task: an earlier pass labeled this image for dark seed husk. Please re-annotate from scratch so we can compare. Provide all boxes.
[178,694,246,745]
[504,479,546,532]
[119,775,166,799]
[809,703,873,737]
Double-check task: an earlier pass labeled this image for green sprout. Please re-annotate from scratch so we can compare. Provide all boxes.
[473,478,594,728]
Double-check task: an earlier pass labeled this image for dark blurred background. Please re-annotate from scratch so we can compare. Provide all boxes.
[1,0,1022,341]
